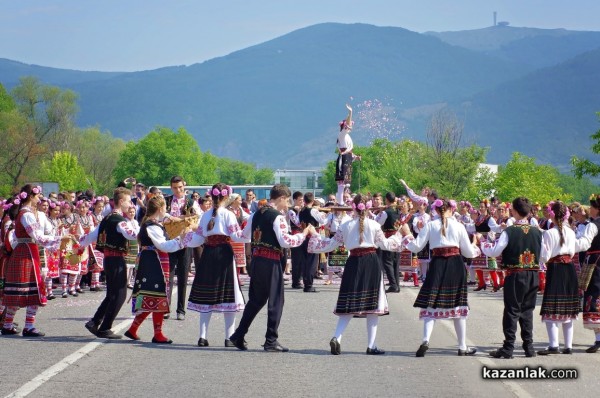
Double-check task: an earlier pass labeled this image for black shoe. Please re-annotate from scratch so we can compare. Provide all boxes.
[229,335,248,351]
[303,287,318,293]
[163,313,170,320]
[264,342,289,352]
[124,330,140,341]
[416,342,429,357]
[96,330,123,339]
[291,284,303,289]
[474,285,487,291]
[69,291,78,297]
[489,348,513,359]
[538,347,560,355]
[47,294,56,300]
[330,337,341,355]
[458,347,477,356]
[492,286,501,292]
[197,337,209,347]
[386,287,400,293]
[523,345,537,357]
[76,288,85,294]
[586,341,600,353]
[152,337,173,344]
[225,339,235,347]
[562,348,573,354]
[366,347,385,355]
[85,320,99,336]
[1,326,19,336]
[22,328,45,337]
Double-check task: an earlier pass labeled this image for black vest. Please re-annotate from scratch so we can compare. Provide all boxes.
[165,195,196,216]
[587,218,600,252]
[299,207,319,227]
[382,207,400,232]
[501,224,542,270]
[138,220,163,247]
[96,212,129,253]
[475,216,491,233]
[251,206,283,253]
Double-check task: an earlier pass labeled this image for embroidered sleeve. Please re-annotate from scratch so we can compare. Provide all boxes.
[230,214,253,243]
[148,225,183,252]
[117,220,138,240]
[375,211,387,226]
[308,231,343,253]
[78,226,99,248]
[459,226,480,258]
[480,231,508,258]
[288,210,300,227]
[575,222,596,253]
[183,226,205,248]
[310,208,328,226]
[274,215,305,248]
[405,222,431,254]
[374,228,403,252]
[22,212,62,251]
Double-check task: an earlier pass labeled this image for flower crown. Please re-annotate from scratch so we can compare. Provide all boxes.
[352,201,372,211]
[546,201,570,222]
[207,187,230,197]
[590,194,599,202]
[480,199,490,208]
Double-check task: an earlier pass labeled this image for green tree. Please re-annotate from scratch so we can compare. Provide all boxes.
[462,165,497,203]
[113,126,218,186]
[67,126,126,194]
[572,112,600,178]
[0,83,15,112]
[557,173,600,203]
[40,151,92,192]
[216,159,273,185]
[495,152,570,204]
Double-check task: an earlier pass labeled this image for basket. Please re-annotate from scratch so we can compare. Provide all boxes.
[579,259,597,291]
[164,214,199,239]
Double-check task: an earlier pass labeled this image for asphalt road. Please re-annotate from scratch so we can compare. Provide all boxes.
[1,274,596,398]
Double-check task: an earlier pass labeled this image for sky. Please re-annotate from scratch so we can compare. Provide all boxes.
[1,0,599,72]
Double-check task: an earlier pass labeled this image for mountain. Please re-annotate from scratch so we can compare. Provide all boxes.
[0,58,125,87]
[426,26,600,70]
[456,47,600,169]
[1,22,599,170]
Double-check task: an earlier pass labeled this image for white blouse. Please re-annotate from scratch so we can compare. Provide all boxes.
[183,207,243,247]
[404,217,480,258]
[326,212,352,234]
[19,207,63,251]
[540,226,576,263]
[145,224,184,253]
[308,217,403,253]
[337,130,353,152]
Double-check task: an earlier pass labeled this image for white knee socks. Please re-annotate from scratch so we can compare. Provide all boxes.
[199,312,212,339]
[423,319,435,343]
[562,321,574,349]
[546,322,559,348]
[366,314,378,349]
[334,314,352,342]
[336,183,345,205]
[453,317,467,350]
[224,312,236,339]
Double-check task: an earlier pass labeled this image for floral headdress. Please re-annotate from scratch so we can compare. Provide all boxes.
[546,201,570,222]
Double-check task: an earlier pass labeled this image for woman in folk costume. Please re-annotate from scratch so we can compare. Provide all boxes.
[124,205,140,289]
[571,203,590,275]
[396,198,420,287]
[185,183,246,347]
[466,199,503,292]
[59,202,81,297]
[0,199,18,328]
[1,185,73,337]
[124,196,187,344]
[308,194,404,356]
[334,104,361,205]
[73,199,93,293]
[44,200,63,300]
[457,201,478,285]
[571,194,600,353]
[493,202,513,289]
[537,201,581,355]
[89,197,105,291]
[225,193,250,285]
[401,198,480,357]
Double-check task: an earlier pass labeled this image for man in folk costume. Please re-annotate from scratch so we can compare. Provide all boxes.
[163,175,200,320]
[480,197,542,358]
[335,104,361,205]
[228,184,311,352]
[80,187,140,339]
[375,192,402,293]
[288,191,304,289]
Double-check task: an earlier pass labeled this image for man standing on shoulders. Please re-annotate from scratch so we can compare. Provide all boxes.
[228,184,311,352]
[164,176,200,320]
[80,187,140,339]
[479,197,542,358]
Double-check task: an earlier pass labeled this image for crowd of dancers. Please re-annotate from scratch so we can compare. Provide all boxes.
[0,106,599,358]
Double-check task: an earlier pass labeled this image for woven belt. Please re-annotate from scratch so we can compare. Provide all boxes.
[547,254,573,264]
[252,247,281,261]
[103,249,127,257]
[431,247,460,257]
[205,235,231,246]
[349,247,376,257]
[587,250,600,256]
[15,238,35,244]
[140,245,157,251]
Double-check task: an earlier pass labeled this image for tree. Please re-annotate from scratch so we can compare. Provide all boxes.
[557,173,600,203]
[112,126,218,186]
[0,83,15,112]
[0,77,77,189]
[40,151,93,192]
[216,159,273,185]
[572,112,600,178]
[67,126,126,194]
[494,153,570,204]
